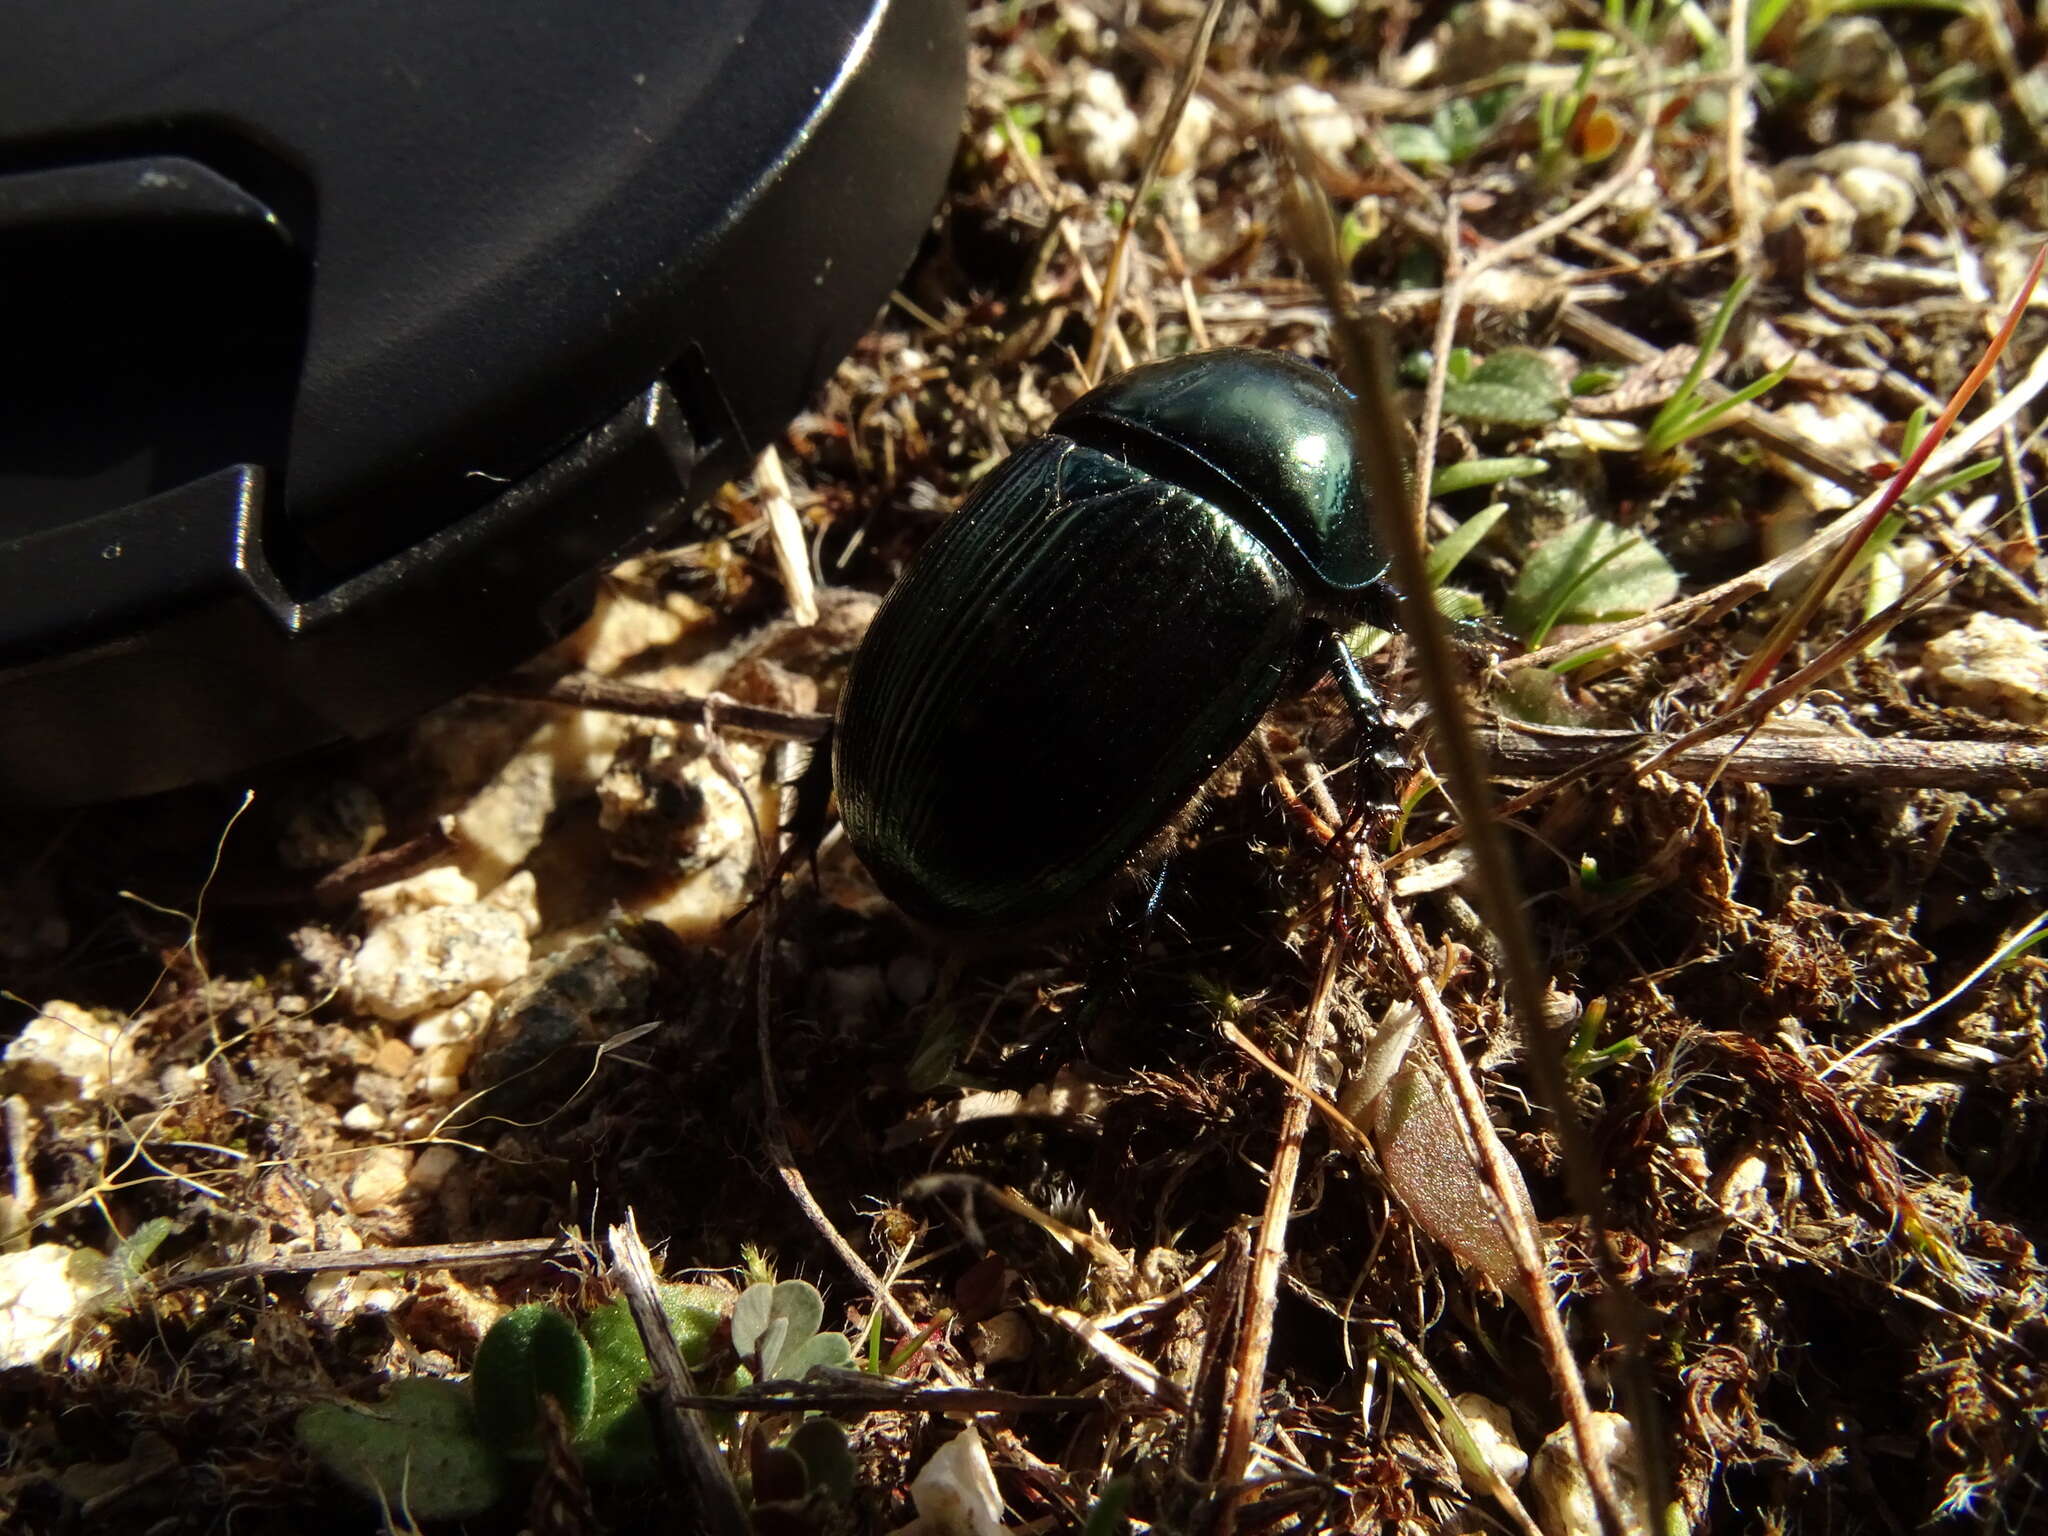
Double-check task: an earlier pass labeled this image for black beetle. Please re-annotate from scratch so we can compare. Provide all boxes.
[831,347,1405,933]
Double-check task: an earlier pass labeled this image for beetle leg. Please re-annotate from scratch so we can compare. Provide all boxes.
[1313,625,1408,834]
[784,730,839,884]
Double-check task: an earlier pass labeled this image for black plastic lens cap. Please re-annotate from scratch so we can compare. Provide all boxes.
[0,0,964,804]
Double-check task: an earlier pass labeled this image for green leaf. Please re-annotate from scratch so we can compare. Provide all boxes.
[472,1304,595,1450]
[1431,457,1548,498]
[111,1218,172,1282]
[1507,518,1678,642]
[1902,456,2000,506]
[780,1330,856,1380]
[1382,122,1452,167]
[734,1278,841,1382]
[1442,349,1566,427]
[297,1379,506,1520]
[582,1285,723,1421]
[1083,1477,1137,1536]
[787,1418,858,1500]
[1426,505,1509,585]
[1644,276,1765,454]
[1645,359,1794,455]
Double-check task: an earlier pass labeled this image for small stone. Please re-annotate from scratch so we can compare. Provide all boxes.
[1452,1392,1529,1490]
[359,866,479,924]
[1273,82,1356,163]
[341,1103,386,1133]
[2,1001,136,1107]
[465,932,658,1111]
[906,1428,1009,1536]
[409,990,495,1051]
[1059,66,1142,181]
[371,1037,417,1077]
[482,870,542,937]
[1797,18,1906,105]
[1765,181,1856,268]
[1435,0,1553,84]
[1159,92,1219,177]
[560,588,691,675]
[1854,96,1924,148]
[348,904,531,1021]
[345,1145,415,1213]
[1924,100,2001,171]
[421,1043,474,1101]
[1798,141,1920,185]
[1531,1414,1655,1536]
[306,1265,404,1321]
[1832,165,1916,253]
[350,1072,405,1118]
[455,712,630,888]
[1958,143,2009,200]
[1922,613,2048,723]
[409,1144,462,1194]
[0,1244,109,1368]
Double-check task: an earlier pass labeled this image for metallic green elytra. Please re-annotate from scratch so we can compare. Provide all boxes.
[833,348,1395,932]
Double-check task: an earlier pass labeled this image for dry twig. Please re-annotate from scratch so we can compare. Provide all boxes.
[607,1215,751,1536]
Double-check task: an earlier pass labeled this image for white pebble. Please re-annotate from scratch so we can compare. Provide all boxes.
[341,1103,386,1133]
[1531,1414,1655,1536]
[0,1244,108,1368]
[408,1144,462,1194]
[1451,1392,1529,1490]
[1061,67,1142,181]
[345,1145,415,1213]
[2,1001,136,1107]
[1273,82,1357,163]
[408,990,494,1051]
[1922,613,2048,723]
[358,865,478,923]
[348,905,531,1021]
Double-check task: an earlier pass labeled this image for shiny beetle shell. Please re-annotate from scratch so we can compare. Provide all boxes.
[832,348,1388,932]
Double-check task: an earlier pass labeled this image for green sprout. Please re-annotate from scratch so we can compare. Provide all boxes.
[1643,275,1794,457]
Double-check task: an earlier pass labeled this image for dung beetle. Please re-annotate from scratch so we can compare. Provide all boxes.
[831,347,1406,933]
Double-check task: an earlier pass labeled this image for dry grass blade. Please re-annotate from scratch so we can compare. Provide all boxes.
[1273,100,1666,1536]
[1208,932,1347,1536]
[485,671,833,741]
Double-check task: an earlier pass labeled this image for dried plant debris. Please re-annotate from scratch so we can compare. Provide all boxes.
[5,2,2048,1532]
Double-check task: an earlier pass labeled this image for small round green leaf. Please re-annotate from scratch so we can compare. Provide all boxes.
[296,1379,506,1520]
[1506,517,1678,641]
[472,1303,595,1449]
